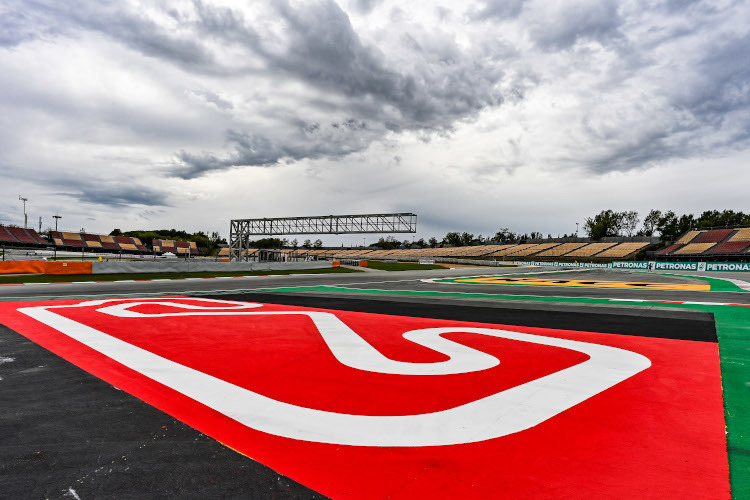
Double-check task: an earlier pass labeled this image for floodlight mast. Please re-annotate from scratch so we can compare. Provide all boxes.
[229,213,417,261]
[18,196,28,228]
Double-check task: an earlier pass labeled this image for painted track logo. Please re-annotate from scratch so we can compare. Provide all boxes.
[17,297,649,447]
[0,296,729,498]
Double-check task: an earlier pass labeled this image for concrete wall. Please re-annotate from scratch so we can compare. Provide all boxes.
[91,260,332,274]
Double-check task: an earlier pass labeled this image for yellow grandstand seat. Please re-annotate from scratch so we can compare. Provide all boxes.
[509,243,561,256]
[729,228,750,242]
[535,243,587,257]
[673,243,716,254]
[565,243,617,257]
[595,242,649,258]
[676,231,703,245]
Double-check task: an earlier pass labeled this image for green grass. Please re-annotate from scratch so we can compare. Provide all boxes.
[364,260,446,271]
[0,267,360,284]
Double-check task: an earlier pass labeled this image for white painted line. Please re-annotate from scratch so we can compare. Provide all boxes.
[20,298,650,447]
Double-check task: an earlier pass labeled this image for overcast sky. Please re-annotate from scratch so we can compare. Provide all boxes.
[1,0,749,245]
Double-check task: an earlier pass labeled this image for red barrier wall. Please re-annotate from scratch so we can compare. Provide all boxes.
[0,261,92,275]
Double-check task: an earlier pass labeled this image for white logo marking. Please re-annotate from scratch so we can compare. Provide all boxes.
[19,298,650,447]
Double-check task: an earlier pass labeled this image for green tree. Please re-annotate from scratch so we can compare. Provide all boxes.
[428,237,438,248]
[583,210,625,239]
[492,228,517,243]
[313,239,323,248]
[442,232,462,246]
[376,236,400,249]
[460,232,474,246]
[641,210,661,236]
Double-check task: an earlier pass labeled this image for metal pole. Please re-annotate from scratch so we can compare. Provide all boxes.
[19,196,28,228]
[53,215,61,261]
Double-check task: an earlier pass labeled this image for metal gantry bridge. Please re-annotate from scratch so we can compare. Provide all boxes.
[229,213,417,261]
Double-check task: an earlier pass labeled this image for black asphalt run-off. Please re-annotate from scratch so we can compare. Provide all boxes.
[201,292,718,343]
[0,323,327,500]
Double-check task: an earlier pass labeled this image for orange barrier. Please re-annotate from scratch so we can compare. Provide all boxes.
[360,260,368,267]
[332,261,341,267]
[0,260,93,275]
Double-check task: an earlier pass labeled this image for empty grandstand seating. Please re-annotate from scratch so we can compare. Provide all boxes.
[133,238,148,252]
[707,241,750,254]
[656,244,683,255]
[99,235,120,250]
[663,227,750,258]
[535,243,586,257]
[60,232,85,247]
[565,243,617,258]
[115,236,139,252]
[152,239,199,255]
[83,233,102,248]
[673,243,716,255]
[595,242,649,258]
[50,232,149,253]
[510,243,560,256]
[0,226,17,244]
[0,225,48,246]
[729,228,750,242]
[504,244,541,256]
[694,229,733,243]
[676,231,703,245]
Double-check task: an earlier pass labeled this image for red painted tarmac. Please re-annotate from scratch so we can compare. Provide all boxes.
[0,297,729,498]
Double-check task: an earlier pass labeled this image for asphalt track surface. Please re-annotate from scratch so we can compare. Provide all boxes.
[0,265,743,498]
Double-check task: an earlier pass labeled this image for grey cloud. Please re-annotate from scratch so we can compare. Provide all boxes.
[469,0,525,20]
[351,0,382,14]
[172,119,382,178]
[6,1,507,179]
[186,88,233,110]
[165,0,505,177]
[57,182,172,208]
[581,28,750,174]
[527,0,622,50]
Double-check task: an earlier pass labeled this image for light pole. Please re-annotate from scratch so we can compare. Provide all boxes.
[53,214,62,260]
[18,196,28,228]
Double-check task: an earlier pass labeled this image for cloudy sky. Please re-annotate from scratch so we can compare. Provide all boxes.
[1,0,749,245]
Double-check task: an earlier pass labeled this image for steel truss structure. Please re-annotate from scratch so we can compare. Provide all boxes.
[229,213,417,261]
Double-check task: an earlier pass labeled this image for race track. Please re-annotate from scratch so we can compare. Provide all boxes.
[0,265,746,498]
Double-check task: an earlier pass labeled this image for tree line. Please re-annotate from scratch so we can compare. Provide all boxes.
[372,209,750,249]
[583,209,750,241]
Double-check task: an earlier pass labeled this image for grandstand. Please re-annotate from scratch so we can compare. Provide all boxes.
[676,231,703,245]
[595,242,649,258]
[51,232,149,254]
[658,227,750,258]
[565,242,617,258]
[535,243,587,257]
[152,239,199,256]
[656,244,683,256]
[508,243,560,257]
[673,243,716,255]
[0,225,48,247]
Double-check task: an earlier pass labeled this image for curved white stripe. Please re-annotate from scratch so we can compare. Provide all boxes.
[18,298,650,447]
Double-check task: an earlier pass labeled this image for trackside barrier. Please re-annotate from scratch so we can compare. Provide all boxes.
[90,260,333,274]
[338,259,366,267]
[515,260,750,272]
[0,260,92,275]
